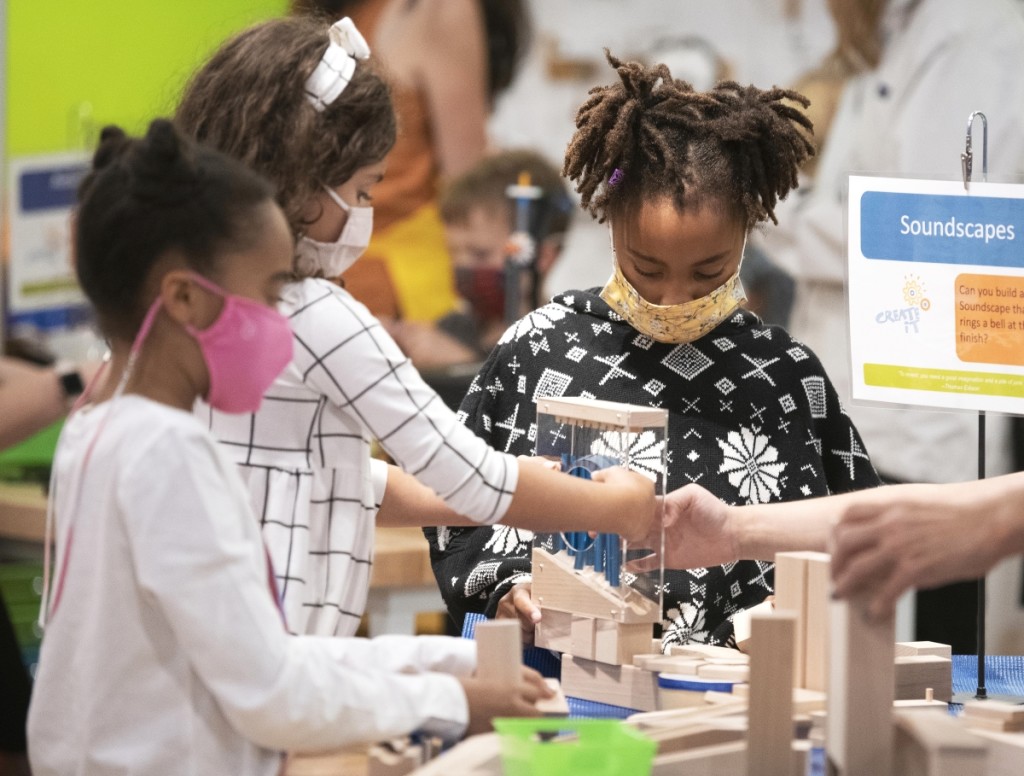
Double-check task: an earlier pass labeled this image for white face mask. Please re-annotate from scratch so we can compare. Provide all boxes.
[296,185,373,277]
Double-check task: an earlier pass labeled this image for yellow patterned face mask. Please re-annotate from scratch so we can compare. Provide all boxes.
[600,259,746,344]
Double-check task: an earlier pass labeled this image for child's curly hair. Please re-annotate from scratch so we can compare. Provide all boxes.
[563,51,815,227]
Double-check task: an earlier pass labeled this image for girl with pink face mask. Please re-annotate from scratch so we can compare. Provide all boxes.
[28,120,556,774]
[176,16,660,643]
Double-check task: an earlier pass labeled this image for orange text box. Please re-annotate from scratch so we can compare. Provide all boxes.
[955,273,1024,366]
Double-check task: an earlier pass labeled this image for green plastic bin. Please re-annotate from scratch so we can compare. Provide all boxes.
[493,718,656,776]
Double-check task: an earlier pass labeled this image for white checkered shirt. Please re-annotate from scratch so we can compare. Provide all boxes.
[203,278,517,636]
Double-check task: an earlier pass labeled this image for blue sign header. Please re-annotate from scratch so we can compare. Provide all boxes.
[19,165,88,212]
[860,191,1024,268]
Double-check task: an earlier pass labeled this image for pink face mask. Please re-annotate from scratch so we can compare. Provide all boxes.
[132,272,294,414]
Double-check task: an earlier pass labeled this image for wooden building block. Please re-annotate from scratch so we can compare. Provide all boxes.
[826,596,895,776]
[560,653,659,711]
[894,655,952,702]
[534,678,569,716]
[408,732,501,776]
[570,615,596,659]
[803,553,831,693]
[895,641,953,659]
[733,684,826,714]
[732,599,774,653]
[534,607,572,653]
[474,619,521,684]
[670,643,749,663]
[593,619,653,665]
[536,609,651,665]
[649,740,747,776]
[962,699,1024,729]
[368,741,425,776]
[771,551,831,692]
[697,662,750,683]
[773,552,809,687]
[634,655,705,674]
[747,611,797,776]
[646,720,746,756]
[970,730,1024,776]
[892,710,987,776]
[531,547,660,623]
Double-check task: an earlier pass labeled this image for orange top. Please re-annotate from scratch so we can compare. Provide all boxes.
[349,0,438,232]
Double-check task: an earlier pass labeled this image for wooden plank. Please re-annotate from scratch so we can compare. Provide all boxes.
[560,654,659,711]
[697,663,750,682]
[733,684,826,714]
[634,654,705,674]
[670,644,749,663]
[826,595,894,776]
[895,641,953,659]
[747,611,797,776]
[474,619,521,684]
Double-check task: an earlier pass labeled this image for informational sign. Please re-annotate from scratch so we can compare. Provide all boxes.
[7,153,90,329]
[849,175,1024,414]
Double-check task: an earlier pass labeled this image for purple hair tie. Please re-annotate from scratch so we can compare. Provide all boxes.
[608,168,624,187]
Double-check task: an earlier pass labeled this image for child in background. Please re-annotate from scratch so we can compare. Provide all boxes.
[27,121,550,775]
[426,53,880,648]
[387,149,573,368]
[176,17,657,640]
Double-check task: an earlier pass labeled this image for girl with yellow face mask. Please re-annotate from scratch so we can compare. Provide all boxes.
[427,52,882,652]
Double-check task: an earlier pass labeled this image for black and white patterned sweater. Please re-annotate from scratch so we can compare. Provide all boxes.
[424,289,880,647]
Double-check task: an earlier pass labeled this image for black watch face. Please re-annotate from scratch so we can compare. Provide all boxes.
[60,370,86,398]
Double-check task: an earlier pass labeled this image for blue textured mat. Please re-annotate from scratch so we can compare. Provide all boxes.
[952,654,1024,703]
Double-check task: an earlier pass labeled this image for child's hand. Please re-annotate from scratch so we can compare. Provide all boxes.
[459,667,553,736]
[495,582,540,646]
[590,467,656,544]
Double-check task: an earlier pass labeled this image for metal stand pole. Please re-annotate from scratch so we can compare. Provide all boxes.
[952,112,1022,704]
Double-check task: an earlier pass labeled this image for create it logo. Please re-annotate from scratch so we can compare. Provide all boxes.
[874,274,930,333]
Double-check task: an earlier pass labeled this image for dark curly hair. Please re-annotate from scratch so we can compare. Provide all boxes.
[175,16,396,244]
[76,120,276,340]
[563,51,815,227]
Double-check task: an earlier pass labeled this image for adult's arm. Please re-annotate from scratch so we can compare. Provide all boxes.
[414,0,489,179]
[0,358,70,451]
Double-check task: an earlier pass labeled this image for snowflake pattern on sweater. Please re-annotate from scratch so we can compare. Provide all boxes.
[425,290,880,646]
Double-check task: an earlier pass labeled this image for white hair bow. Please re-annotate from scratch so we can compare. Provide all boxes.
[304,17,371,112]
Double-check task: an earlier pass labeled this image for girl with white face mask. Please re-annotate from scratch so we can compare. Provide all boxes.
[175,16,660,655]
[428,53,883,651]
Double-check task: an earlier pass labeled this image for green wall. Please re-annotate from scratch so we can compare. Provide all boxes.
[7,1,289,155]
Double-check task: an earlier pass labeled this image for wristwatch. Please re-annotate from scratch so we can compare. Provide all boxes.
[54,361,86,401]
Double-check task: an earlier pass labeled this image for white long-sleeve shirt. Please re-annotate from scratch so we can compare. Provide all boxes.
[204,278,519,636]
[755,0,1024,483]
[28,396,475,775]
